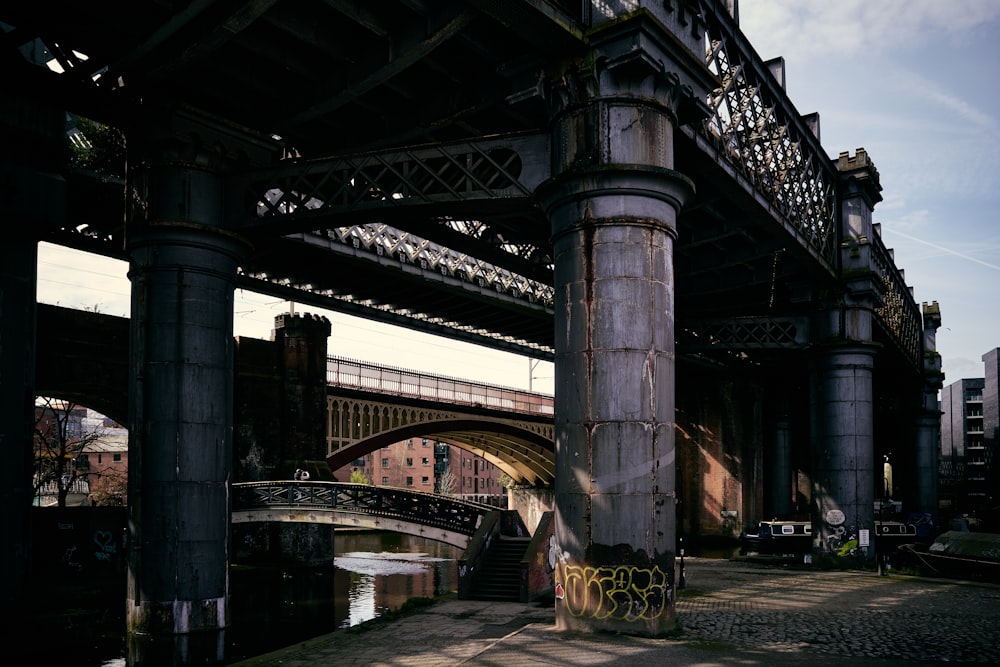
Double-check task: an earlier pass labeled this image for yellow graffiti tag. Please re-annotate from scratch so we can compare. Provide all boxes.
[557,563,669,621]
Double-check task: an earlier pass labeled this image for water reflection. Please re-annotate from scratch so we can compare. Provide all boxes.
[43,530,458,666]
[227,530,458,663]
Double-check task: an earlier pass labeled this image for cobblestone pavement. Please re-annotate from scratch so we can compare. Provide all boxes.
[675,558,1000,664]
[231,557,1000,666]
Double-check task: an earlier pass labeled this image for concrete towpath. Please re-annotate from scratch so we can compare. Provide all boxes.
[229,557,1000,666]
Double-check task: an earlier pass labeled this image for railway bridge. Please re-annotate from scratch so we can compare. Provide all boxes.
[3,0,944,656]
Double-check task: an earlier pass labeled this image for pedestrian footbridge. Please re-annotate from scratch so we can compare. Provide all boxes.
[232,481,497,548]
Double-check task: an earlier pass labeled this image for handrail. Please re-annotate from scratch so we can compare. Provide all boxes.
[232,481,495,536]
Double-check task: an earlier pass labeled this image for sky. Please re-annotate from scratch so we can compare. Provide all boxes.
[35,1,1000,393]
[738,1,1000,383]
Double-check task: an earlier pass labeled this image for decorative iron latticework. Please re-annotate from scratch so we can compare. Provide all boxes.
[242,134,555,323]
[232,481,492,536]
[301,225,554,306]
[326,395,554,485]
[250,136,546,218]
[327,356,553,415]
[327,396,553,450]
[870,229,922,368]
[698,6,837,265]
[687,317,809,349]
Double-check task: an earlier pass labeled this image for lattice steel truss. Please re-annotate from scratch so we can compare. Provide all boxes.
[244,134,554,312]
[699,6,837,265]
[307,225,552,305]
[870,227,922,368]
[250,136,546,219]
[688,317,809,349]
[697,5,921,369]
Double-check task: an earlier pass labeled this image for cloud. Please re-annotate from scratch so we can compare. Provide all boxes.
[740,1,1000,60]
[887,230,1000,271]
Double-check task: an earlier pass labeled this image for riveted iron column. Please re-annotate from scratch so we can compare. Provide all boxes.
[767,396,794,518]
[534,7,712,636]
[124,109,256,652]
[810,149,884,567]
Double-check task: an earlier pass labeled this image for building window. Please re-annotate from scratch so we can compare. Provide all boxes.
[113,453,122,462]
[97,454,103,465]
[406,458,413,467]
[406,439,413,449]
[421,476,430,485]
[423,440,430,447]
[352,458,366,467]
[406,476,413,486]
[382,458,389,468]
[382,476,389,485]
[421,457,430,465]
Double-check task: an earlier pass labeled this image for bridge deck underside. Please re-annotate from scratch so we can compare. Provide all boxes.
[5,1,921,372]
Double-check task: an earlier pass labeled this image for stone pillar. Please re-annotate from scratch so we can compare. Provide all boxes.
[810,149,883,566]
[124,110,253,650]
[1,79,67,605]
[0,243,38,606]
[809,344,878,562]
[914,301,943,516]
[767,396,793,518]
[534,9,712,636]
[273,311,332,478]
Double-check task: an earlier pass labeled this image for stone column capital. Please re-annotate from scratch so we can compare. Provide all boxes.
[537,164,694,241]
[507,10,715,128]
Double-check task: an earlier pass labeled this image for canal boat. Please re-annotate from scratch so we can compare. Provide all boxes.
[740,520,811,556]
[899,530,1000,583]
[741,520,919,557]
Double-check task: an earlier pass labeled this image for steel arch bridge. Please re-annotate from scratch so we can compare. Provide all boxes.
[325,395,555,487]
[232,481,497,549]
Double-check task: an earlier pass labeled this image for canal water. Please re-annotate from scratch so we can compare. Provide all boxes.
[226,531,460,663]
[45,531,460,666]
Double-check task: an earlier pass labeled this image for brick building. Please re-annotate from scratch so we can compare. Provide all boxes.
[334,438,506,506]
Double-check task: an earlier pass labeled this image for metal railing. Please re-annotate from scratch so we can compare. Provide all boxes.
[698,2,838,267]
[232,481,495,536]
[327,356,554,416]
[869,228,922,368]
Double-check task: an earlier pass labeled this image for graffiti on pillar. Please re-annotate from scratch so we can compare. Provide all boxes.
[822,509,859,557]
[92,530,118,562]
[62,545,84,572]
[555,562,670,622]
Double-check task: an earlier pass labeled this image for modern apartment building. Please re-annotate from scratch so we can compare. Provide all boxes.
[939,348,999,521]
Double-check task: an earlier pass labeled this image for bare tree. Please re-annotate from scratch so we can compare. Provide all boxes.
[89,465,128,506]
[33,397,105,507]
[436,467,457,497]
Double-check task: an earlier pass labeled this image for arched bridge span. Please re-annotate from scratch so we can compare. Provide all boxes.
[232,481,495,549]
[325,394,555,486]
[325,357,555,485]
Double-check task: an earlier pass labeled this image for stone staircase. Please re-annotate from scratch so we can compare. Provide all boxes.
[469,536,530,601]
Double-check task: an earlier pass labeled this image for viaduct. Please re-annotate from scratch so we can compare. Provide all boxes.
[2,0,944,659]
